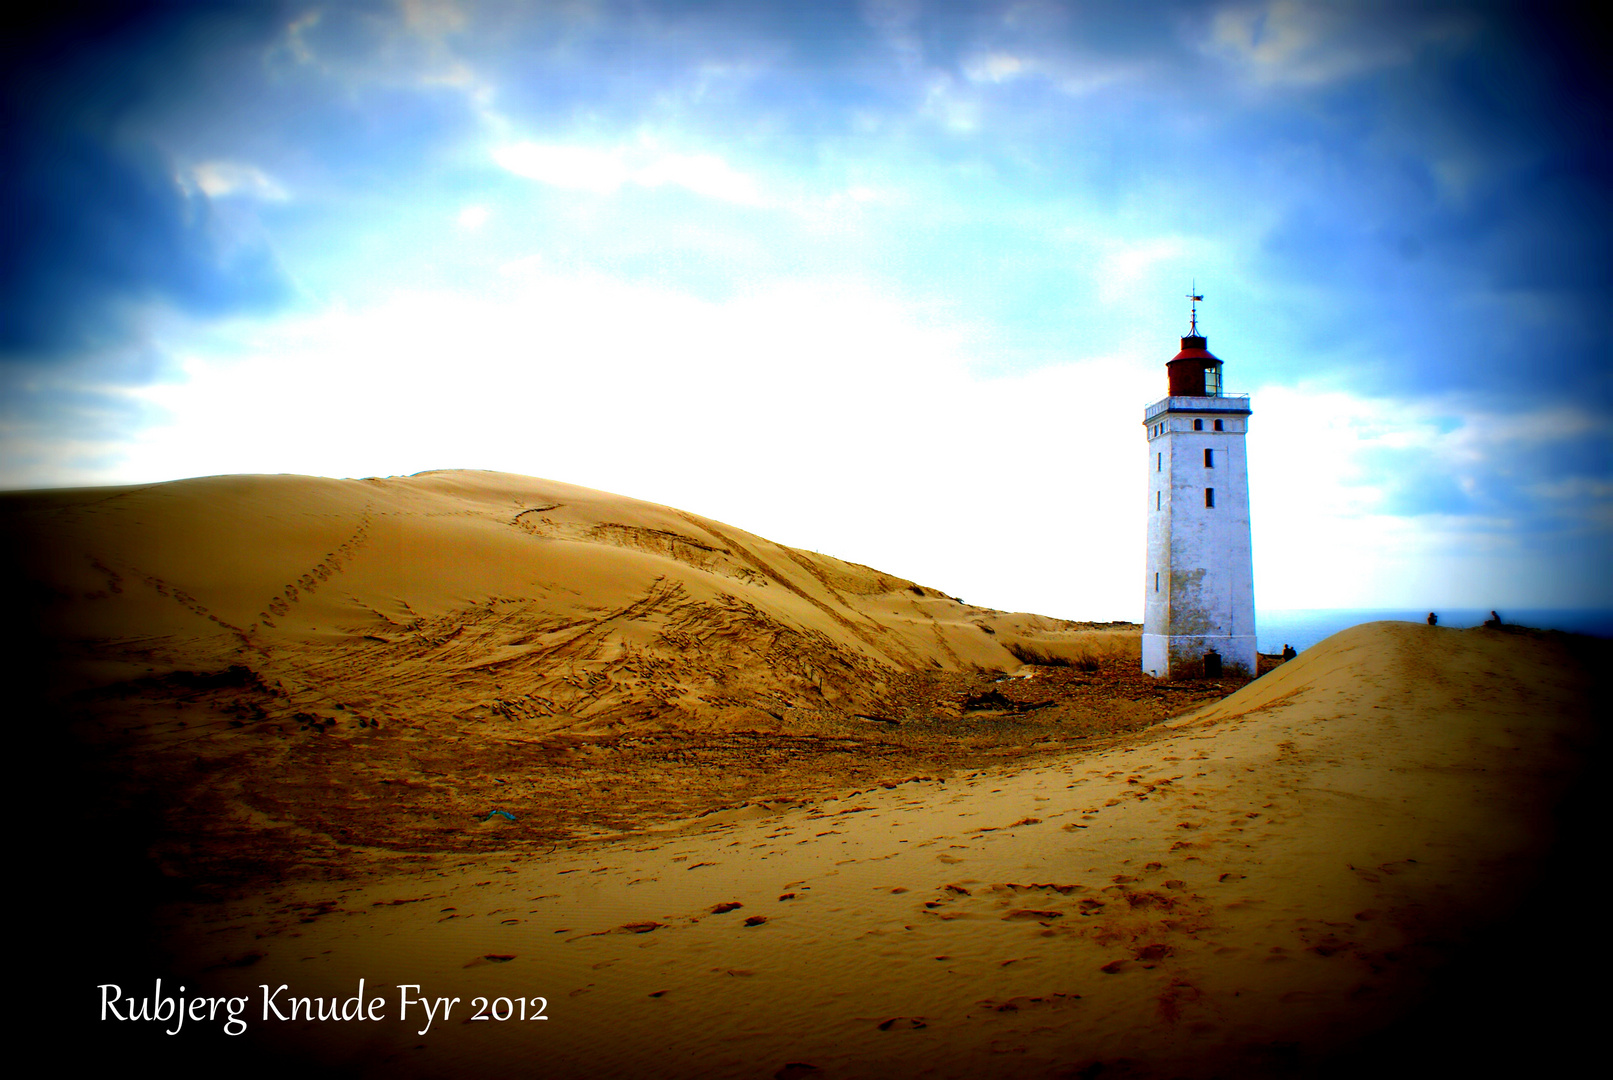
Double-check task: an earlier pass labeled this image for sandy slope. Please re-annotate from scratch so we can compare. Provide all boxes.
[13,470,1185,877]
[144,622,1597,1078]
[12,469,1122,723]
[11,471,1598,1076]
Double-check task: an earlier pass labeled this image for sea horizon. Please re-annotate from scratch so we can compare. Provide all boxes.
[1255,607,1613,655]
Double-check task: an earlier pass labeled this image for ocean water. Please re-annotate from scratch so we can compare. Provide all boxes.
[1255,608,1613,655]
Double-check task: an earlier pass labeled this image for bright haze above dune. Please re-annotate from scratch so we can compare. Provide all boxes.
[3,2,1609,616]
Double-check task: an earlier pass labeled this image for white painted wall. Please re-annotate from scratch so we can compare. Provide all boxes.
[1142,401,1257,678]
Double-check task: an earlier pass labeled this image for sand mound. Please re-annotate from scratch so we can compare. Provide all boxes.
[12,470,1193,874]
[11,472,1601,1076]
[142,619,1600,1078]
[11,469,1120,728]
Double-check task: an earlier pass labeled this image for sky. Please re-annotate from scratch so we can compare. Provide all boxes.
[2,0,1609,619]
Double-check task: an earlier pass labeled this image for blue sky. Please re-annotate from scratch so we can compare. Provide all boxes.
[3,0,1609,617]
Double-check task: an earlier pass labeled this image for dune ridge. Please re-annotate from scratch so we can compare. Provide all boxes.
[14,469,1126,720]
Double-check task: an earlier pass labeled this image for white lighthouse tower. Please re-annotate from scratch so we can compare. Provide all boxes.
[1142,292,1256,679]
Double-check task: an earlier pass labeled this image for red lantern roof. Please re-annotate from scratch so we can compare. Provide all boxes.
[1171,334,1218,362]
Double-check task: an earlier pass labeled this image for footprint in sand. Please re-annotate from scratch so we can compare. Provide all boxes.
[609,922,664,935]
[463,954,517,967]
[1003,909,1063,922]
[975,993,1081,1013]
[877,1017,927,1031]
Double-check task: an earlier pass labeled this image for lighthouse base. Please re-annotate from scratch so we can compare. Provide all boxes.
[1143,633,1257,680]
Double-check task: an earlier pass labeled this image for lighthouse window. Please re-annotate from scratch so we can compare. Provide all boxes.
[1204,449,1213,467]
[1214,419,1224,431]
[1205,488,1216,508]
[1154,572,1159,593]
[1157,452,1161,472]
[1156,491,1161,510]
[1193,419,1203,431]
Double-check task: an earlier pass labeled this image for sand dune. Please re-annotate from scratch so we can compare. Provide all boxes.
[133,621,1598,1078]
[14,470,1180,870]
[14,469,1125,720]
[9,470,1600,1076]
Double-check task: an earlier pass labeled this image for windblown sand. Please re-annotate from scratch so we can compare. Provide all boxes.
[8,471,1600,1077]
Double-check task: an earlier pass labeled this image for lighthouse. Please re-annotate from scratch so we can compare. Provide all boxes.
[1142,292,1256,679]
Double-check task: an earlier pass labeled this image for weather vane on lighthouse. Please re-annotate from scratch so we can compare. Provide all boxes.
[1187,282,1204,335]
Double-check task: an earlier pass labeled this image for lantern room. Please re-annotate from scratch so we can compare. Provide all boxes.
[1167,334,1223,396]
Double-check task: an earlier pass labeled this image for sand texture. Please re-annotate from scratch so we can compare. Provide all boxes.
[7,470,1601,1077]
[13,470,1219,879]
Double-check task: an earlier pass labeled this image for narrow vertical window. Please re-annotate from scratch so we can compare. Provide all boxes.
[1214,419,1224,431]
[1155,572,1159,592]
[1156,491,1161,510]
[1205,488,1215,508]
[1193,419,1203,431]
[1156,452,1161,472]
[1204,448,1213,467]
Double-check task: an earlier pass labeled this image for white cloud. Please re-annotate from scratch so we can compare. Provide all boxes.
[920,76,980,132]
[492,143,631,193]
[189,161,290,201]
[1248,386,1608,607]
[493,141,767,205]
[961,49,1135,96]
[964,52,1026,84]
[456,204,491,229]
[634,152,764,205]
[1207,1,1475,86]
[269,0,500,117]
[400,0,468,39]
[1096,238,1189,305]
